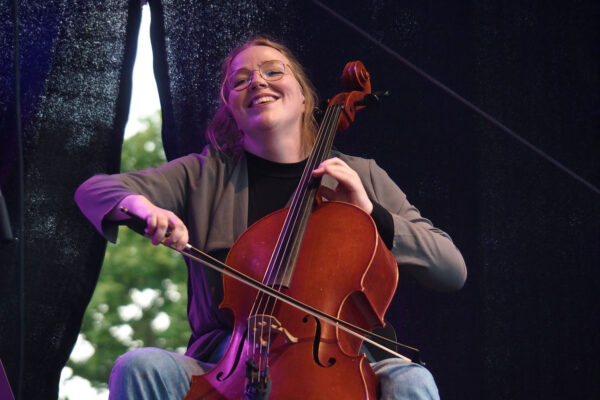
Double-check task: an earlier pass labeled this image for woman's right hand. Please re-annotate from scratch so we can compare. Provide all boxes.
[117,194,189,251]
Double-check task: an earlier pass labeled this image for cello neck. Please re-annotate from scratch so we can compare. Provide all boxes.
[264,103,345,287]
[263,60,373,288]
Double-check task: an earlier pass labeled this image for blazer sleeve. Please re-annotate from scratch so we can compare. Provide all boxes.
[351,157,467,292]
[368,159,466,291]
[74,153,204,243]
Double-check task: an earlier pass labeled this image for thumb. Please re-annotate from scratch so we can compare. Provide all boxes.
[317,185,337,201]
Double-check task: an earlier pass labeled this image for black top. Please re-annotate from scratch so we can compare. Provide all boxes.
[246,151,308,226]
[245,151,394,249]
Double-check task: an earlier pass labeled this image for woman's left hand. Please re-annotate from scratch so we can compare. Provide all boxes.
[312,157,373,214]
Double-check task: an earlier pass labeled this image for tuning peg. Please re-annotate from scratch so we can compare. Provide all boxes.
[354,90,390,108]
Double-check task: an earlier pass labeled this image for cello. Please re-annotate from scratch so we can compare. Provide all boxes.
[184,60,399,399]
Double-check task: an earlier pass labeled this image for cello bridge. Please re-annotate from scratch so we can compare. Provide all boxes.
[247,314,298,346]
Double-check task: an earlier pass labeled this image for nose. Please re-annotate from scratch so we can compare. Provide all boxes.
[250,70,268,89]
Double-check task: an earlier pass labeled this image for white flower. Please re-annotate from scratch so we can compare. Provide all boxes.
[130,288,160,309]
[117,303,143,321]
[69,334,95,363]
[109,324,134,345]
[151,312,170,333]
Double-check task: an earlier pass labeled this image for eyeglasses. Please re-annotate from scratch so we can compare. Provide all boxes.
[227,60,288,91]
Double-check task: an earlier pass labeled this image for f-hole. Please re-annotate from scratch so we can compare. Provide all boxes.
[216,333,247,382]
[303,316,336,368]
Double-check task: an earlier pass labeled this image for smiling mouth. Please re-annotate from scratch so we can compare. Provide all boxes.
[249,96,278,107]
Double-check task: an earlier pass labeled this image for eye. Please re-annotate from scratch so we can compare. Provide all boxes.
[229,70,251,88]
[264,69,284,78]
[262,61,285,79]
[232,77,249,88]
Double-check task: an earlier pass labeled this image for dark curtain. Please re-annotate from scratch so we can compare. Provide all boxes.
[1,1,598,399]
[0,1,141,398]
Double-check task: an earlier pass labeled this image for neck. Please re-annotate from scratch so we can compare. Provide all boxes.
[243,127,306,163]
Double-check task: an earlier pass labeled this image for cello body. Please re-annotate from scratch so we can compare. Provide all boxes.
[185,201,398,399]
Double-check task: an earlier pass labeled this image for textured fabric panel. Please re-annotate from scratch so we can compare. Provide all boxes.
[0,1,140,398]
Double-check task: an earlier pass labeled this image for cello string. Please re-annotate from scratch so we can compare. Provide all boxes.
[260,104,339,305]
[243,106,338,360]
[247,319,253,360]
[261,104,342,322]
[177,241,414,360]
[253,104,341,370]
[246,110,343,365]
[249,101,333,301]
[249,81,345,371]
[246,111,326,368]
[312,0,599,195]
[254,105,346,373]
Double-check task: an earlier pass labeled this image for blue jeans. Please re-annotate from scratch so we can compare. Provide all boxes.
[108,343,439,399]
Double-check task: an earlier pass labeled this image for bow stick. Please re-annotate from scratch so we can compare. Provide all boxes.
[120,206,422,363]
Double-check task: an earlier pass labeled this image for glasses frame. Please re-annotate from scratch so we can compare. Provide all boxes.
[227,60,289,92]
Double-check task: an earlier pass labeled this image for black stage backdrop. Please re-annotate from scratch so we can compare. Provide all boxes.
[1,1,598,399]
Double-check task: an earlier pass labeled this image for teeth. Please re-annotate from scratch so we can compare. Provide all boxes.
[253,96,276,105]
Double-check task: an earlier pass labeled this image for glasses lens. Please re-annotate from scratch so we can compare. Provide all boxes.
[228,61,286,91]
[260,61,285,81]
[228,70,252,91]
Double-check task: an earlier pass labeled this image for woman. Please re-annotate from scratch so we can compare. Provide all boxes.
[75,37,466,399]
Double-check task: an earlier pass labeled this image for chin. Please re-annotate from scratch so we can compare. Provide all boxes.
[247,114,281,131]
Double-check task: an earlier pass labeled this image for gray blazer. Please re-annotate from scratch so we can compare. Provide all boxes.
[75,145,466,359]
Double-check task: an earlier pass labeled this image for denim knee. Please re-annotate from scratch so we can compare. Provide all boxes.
[109,347,204,400]
[112,347,171,376]
[373,358,440,400]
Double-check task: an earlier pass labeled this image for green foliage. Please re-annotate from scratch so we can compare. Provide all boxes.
[120,112,167,173]
[67,112,189,388]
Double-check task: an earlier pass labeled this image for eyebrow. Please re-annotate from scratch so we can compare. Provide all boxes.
[230,60,285,71]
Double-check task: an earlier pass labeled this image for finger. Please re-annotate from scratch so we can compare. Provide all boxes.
[313,163,346,180]
[161,214,177,245]
[320,166,358,189]
[176,230,189,252]
[152,214,170,245]
[163,215,187,250]
[311,165,325,177]
[321,157,348,170]
[315,157,342,167]
[145,213,158,236]
[318,158,353,175]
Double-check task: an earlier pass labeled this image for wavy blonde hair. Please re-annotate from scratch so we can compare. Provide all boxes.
[205,37,318,157]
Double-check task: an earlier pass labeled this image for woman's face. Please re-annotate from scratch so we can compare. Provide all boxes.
[226,45,305,146]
